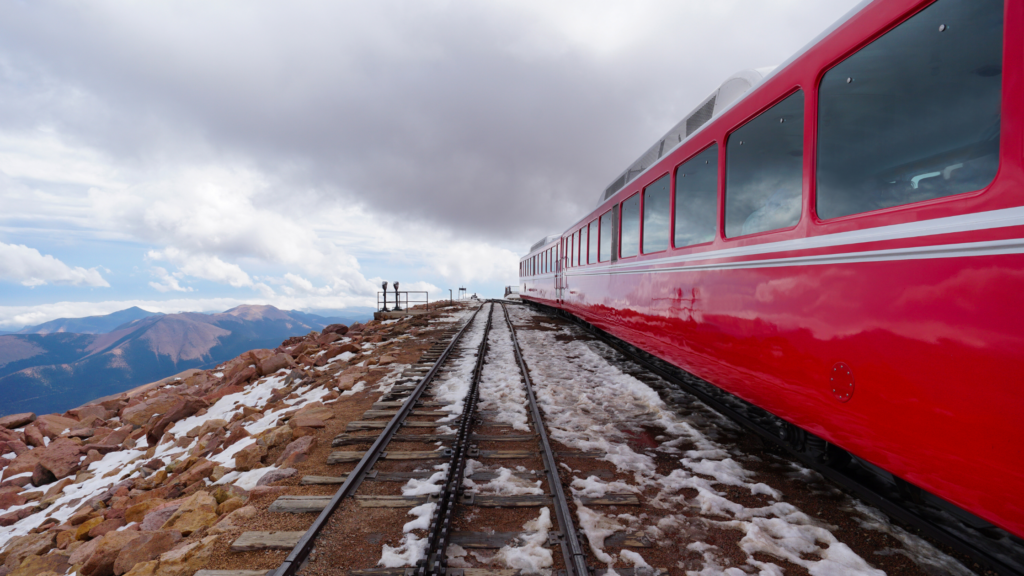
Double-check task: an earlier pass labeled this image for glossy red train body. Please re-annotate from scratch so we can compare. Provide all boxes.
[520,0,1024,542]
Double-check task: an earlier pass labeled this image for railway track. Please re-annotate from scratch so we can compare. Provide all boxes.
[255,302,626,576]
[208,300,1003,576]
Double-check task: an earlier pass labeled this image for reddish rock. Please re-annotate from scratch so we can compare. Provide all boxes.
[125,499,167,524]
[36,439,86,480]
[0,413,35,429]
[139,502,181,532]
[68,533,103,565]
[288,416,325,429]
[112,530,181,575]
[233,442,267,472]
[0,491,26,511]
[318,332,342,346]
[337,343,359,354]
[80,529,143,576]
[322,323,349,336]
[291,427,317,438]
[169,459,214,487]
[32,414,80,438]
[258,353,295,377]
[121,395,184,427]
[255,467,297,487]
[82,449,104,468]
[23,425,46,448]
[159,491,217,536]
[76,516,105,540]
[0,506,35,526]
[32,462,57,486]
[0,532,55,567]
[87,518,126,539]
[145,396,208,447]
[8,552,69,576]
[275,436,316,467]
[3,440,28,456]
[3,450,42,483]
[70,405,110,422]
[0,427,24,445]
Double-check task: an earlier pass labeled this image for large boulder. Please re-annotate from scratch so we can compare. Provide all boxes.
[233,442,267,472]
[0,413,35,429]
[3,450,42,483]
[256,467,297,486]
[256,425,292,449]
[122,534,218,576]
[322,323,349,336]
[0,532,55,567]
[139,501,181,532]
[209,504,256,534]
[112,531,181,576]
[122,395,184,428]
[258,353,295,377]
[36,439,87,481]
[79,529,143,576]
[70,405,111,423]
[159,491,217,536]
[9,551,69,576]
[32,414,81,438]
[125,499,167,524]
[145,397,208,447]
[275,436,316,467]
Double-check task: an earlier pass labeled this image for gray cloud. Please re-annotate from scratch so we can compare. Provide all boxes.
[0,0,862,248]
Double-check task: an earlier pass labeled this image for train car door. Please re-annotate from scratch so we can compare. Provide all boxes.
[555,238,565,302]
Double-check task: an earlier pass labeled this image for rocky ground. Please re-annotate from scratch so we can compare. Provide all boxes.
[0,302,467,576]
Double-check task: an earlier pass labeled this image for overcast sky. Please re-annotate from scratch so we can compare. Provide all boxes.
[0,0,863,328]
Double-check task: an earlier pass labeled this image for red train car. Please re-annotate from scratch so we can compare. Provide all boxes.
[520,0,1023,567]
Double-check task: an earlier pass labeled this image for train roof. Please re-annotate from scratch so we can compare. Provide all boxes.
[591,0,873,211]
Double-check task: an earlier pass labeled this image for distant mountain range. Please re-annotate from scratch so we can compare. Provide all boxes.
[0,304,375,417]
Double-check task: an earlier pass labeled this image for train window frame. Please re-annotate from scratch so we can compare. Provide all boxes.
[724,89,805,239]
[619,192,641,258]
[672,143,720,248]
[641,173,672,255]
[814,0,1003,223]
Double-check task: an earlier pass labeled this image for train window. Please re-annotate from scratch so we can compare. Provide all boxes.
[588,220,598,264]
[675,144,719,247]
[642,175,671,253]
[817,0,1002,220]
[571,232,576,267]
[725,90,804,237]
[599,210,613,262]
[580,226,588,266]
[620,193,640,257]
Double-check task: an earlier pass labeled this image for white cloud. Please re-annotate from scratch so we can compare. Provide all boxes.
[147,246,252,288]
[0,241,109,287]
[148,266,192,293]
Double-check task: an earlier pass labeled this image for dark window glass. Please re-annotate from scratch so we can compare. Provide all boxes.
[642,175,671,253]
[570,233,575,267]
[675,144,719,246]
[580,226,588,266]
[620,194,640,257]
[588,221,598,264]
[599,210,613,262]
[817,0,1002,220]
[726,91,804,237]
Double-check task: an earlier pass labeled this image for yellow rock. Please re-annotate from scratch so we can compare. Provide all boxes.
[75,517,104,540]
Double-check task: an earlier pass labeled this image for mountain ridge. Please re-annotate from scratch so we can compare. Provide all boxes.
[0,304,374,417]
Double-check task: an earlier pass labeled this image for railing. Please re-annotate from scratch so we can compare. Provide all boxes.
[504,286,520,298]
[377,291,428,312]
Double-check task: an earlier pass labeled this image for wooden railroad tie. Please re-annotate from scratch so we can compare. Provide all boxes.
[362,409,450,418]
[228,531,305,551]
[449,530,650,549]
[346,420,455,431]
[301,469,540,485]
[333,433,454,447]
[351,569,521,576]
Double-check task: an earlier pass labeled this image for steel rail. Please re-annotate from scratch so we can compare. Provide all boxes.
[501,302,590,576]
[272,306,484,576]
[418,302,494,576]
[521,300,1022,576]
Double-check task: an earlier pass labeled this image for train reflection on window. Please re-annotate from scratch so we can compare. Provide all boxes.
[726,90,804,237]
[817,0,1002,220]
[600,210,613,262]
[620,193,641,257]
[642,174,671,253]
[589,220,598,264]
[675,144,719,247]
